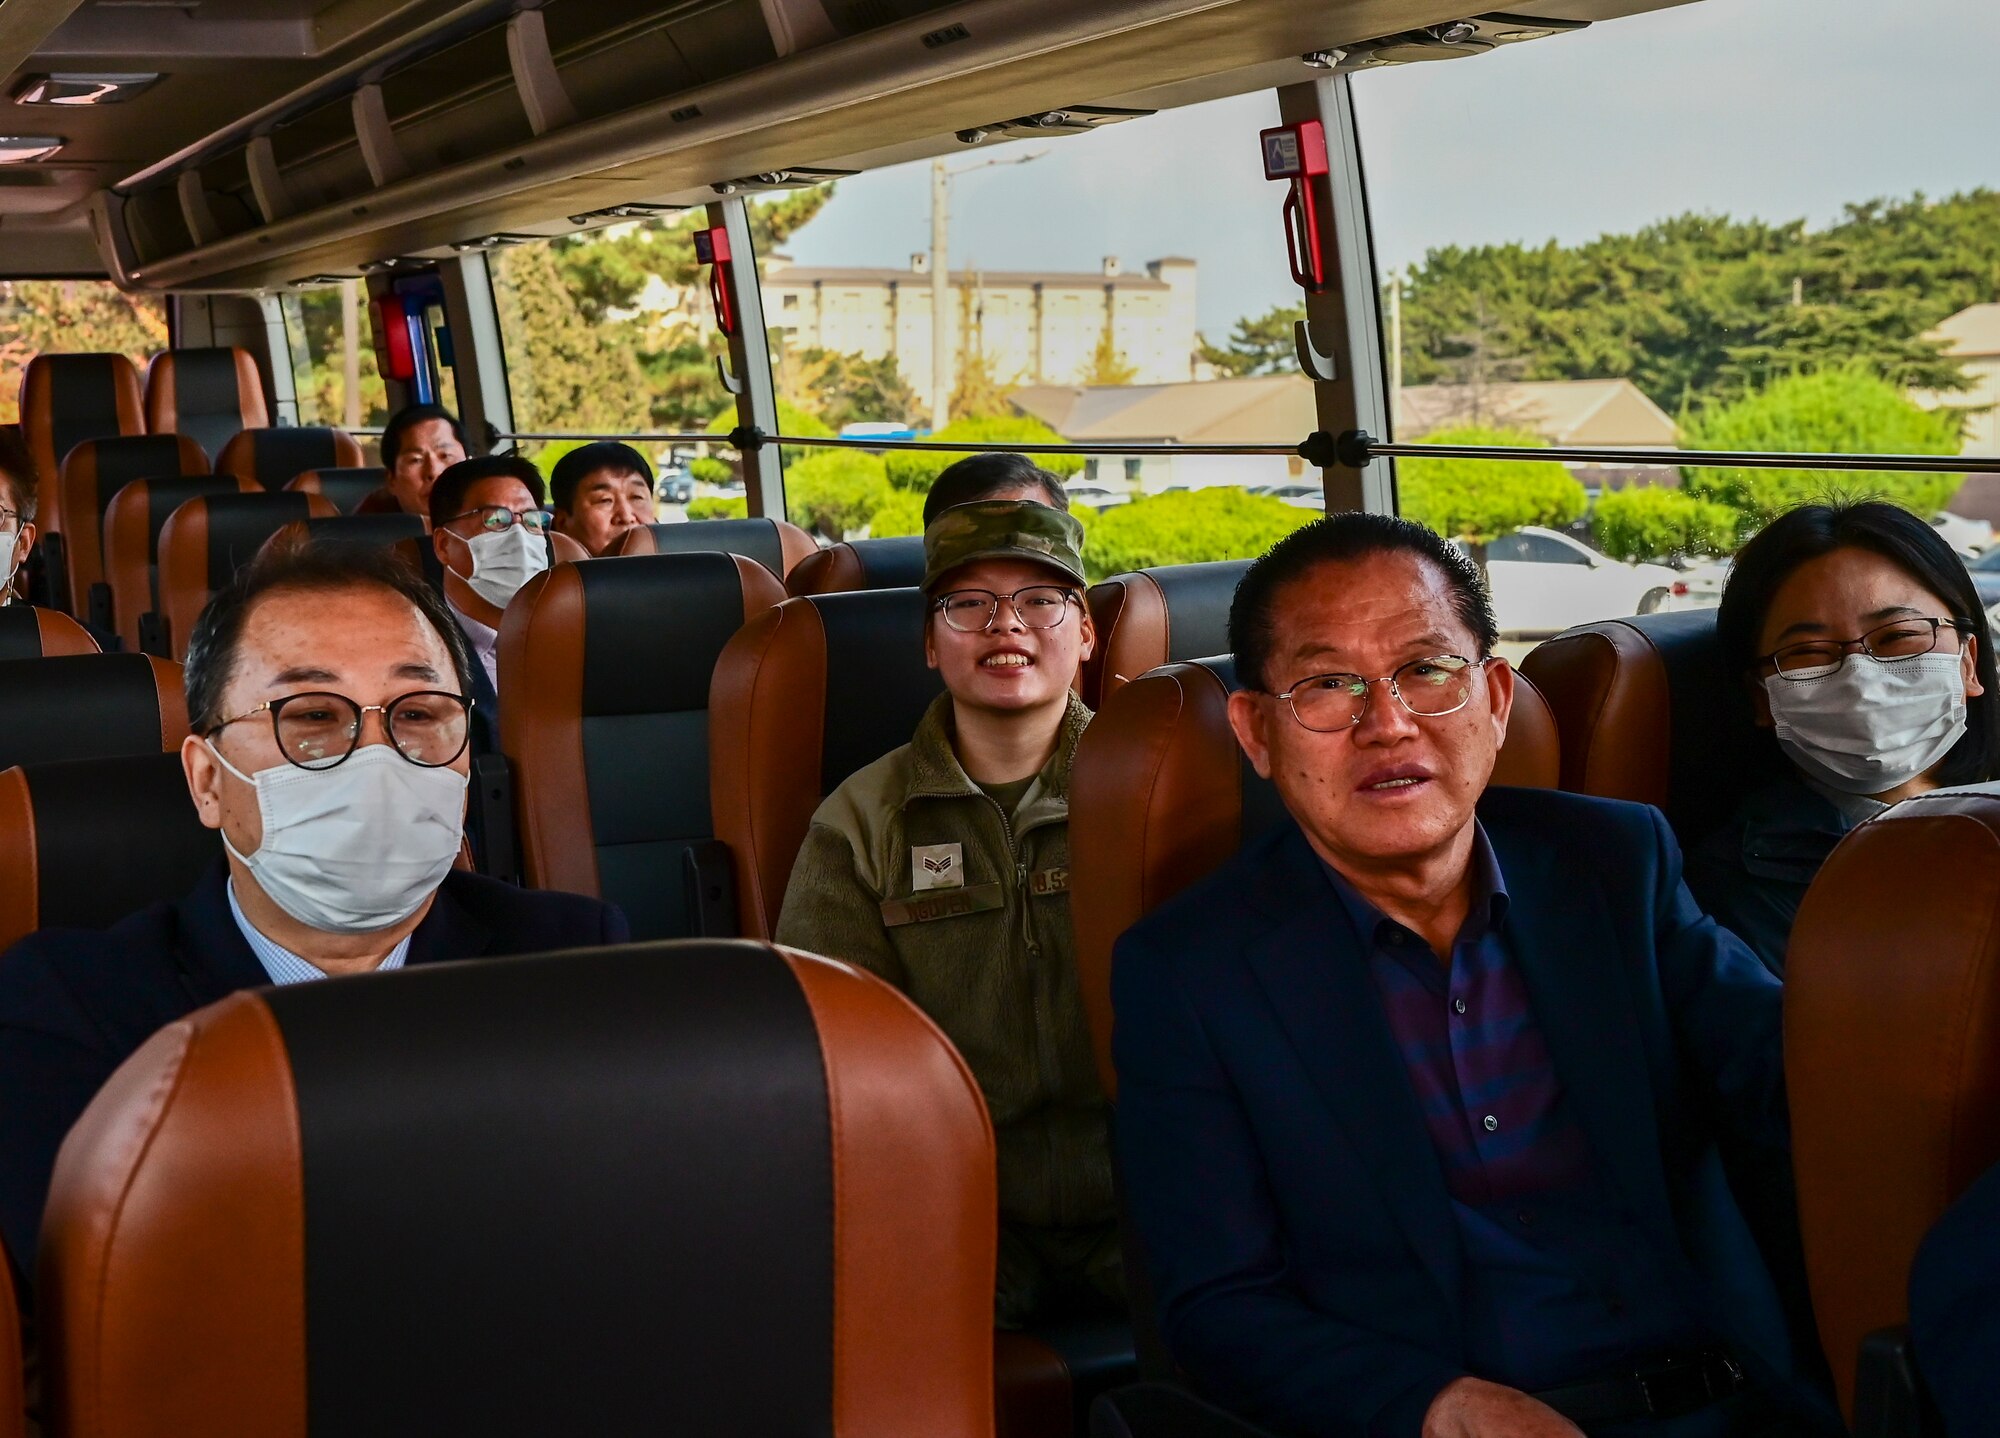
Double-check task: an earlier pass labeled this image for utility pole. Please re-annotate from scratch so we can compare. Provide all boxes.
[930,158,949,431]
[1388,268,1403,435]
[927,147,1046,431]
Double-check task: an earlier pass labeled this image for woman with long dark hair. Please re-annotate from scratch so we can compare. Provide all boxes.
[1689,499,2000,975]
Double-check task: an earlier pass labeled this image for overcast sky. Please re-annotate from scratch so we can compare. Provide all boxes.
[783,0,2000,341]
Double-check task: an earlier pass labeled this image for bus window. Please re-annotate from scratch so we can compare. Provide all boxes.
[0,279,166,425]
[759,91,1317,567]
[490,222,736,524]
[280,280,390,430]
[1355,0,1999,653]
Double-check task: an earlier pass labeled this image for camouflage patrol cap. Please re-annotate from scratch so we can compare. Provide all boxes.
[921,499,1087,593]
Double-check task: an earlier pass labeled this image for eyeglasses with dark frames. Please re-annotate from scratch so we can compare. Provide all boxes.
[1273,655,1491,732]
[207,691,473,771]
[933,585,1080,634]
[443,505,552,535]
[1759,617,1970,680]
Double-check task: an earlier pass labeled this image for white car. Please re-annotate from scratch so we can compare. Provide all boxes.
[1478,527,1682,638]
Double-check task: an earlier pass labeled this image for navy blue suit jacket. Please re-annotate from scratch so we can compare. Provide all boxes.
[1911,1161,2000,1435]
[1112,786,1826,1438]
[0,861,627,1289]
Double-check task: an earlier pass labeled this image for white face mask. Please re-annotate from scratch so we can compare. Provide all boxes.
[1763,651,1968,795]
[0,527,22,603]
[448,523,548,611]
[209,740,469,934]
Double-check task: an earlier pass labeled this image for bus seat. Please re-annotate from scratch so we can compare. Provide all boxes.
[55,434,210,625]
[216,425,366,492]
[39,941,997,1438]
[155,492,335,658]
[500,553,784,939]
[105,476,264,654]
[1069,656,1561,1098]
[615,516,818,579]
[1787,792,2000,1423]
[19,353,145,537]
[143,347,269,463]
[285,466,390,514]
[1520,610,1781,849]
[710,587,943,939]
[0,654,185,771]
[0,753,220,952]
[0,605,98,659]
[786,534,927,596]
[1084,560,1247,709]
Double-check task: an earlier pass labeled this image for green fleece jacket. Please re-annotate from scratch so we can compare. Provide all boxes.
[775,691,1112,1231]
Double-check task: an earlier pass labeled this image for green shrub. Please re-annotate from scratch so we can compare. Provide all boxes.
[706,399,835,468]
[866,488,927,538]
[1681,367,1965,535]
[1081,489,1311,580]
[686,496,748,521]
[783,450,894,538]
[689,455,733,487]
[1398,427,1589,545]
[882,415,1086,492]
[1590,487,1740,563]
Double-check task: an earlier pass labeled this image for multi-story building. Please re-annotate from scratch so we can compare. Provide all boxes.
[761,254,1199,419]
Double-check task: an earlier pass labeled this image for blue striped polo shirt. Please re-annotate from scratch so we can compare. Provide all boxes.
[1322,827,1708,1394]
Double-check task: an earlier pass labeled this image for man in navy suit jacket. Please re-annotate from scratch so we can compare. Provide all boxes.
[0,541,626,1294]
[1910,1161,2000,1434]
[1113,514,1835,1438]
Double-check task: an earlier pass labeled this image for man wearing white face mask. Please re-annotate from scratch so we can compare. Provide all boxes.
[0,430,38,606]
[426,455,553,755]
[1690,501,1999,979]
[0,542,628,1295]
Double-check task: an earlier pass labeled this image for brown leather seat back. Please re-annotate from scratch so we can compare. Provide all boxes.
[499,553,785,939]
[40,942,996,1438]
[56,434,209,621]
[0,605,98,659]
[785,535,927,597]
[1520,610,1782,847]
[104,476,263,653]
[0,752,221,952]
[1787,793,2000,1420]
[285,467,389,515]
[19,353,145,534]
[156,492,337,658]
[616,516,819,579]
[143,347,269,464]
[0,653,186,772]
[1084,560,1248,709]
[216,426,366,492]
[711,587,944,937]
[1070,655,1562,1096]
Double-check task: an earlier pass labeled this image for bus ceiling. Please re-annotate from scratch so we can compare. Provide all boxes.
[0,0,1704,293]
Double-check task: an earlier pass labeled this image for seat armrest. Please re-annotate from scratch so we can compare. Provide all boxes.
[40,531,68,613]
[87,581,114,636]
[1090,1383,1284,1438]
[136,610,169,658]
[467,752,519,884]
[1853,1326,1945,1438]
[683,841,738,938]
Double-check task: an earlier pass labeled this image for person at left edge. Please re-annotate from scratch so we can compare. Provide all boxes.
[0,540,628,1297]
[428,453,552,756]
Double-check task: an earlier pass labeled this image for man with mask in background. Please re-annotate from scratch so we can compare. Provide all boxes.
[0,541,628,1300]
[0,429,35,605]
[427,454,553,755]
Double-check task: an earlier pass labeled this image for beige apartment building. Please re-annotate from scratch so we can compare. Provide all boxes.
[1913,303,2000,456]
[761,253,1200,418]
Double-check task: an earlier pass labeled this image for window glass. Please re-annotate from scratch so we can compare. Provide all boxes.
[0,279,167,424]
[1357,0,1998,651]
[761,92,1323,568]
[490,220,755,524]
[281,282,390,430]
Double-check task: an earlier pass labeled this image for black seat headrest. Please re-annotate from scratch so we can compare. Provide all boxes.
[849,535,927,588]
[0,654,183,769]
[299,513,428,551]
[809,587,945,793]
